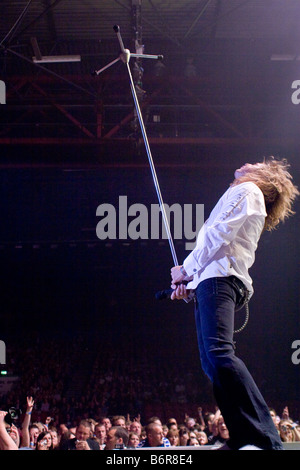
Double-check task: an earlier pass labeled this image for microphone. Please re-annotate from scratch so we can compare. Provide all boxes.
[155,284,194,303]
[155,289,174,300]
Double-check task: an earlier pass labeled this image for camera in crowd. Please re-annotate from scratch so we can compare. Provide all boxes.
[4,407,22,425]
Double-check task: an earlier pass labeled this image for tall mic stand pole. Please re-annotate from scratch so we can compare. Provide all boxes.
[94,25,189,302]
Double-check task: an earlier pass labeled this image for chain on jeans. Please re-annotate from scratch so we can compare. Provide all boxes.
[234,301,249,334]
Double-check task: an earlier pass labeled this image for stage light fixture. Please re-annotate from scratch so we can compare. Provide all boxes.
[271,54,300,61]
[31,37,81,64]
[32,55,81,64]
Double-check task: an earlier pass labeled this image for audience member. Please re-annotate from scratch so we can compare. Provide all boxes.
[49,427,60,449]
[203,410,216,440]
[129,419,142,438]
[166,429,180,446]
[0,411,18,450]
[59,419,100,450]
[196,407,206,431]
[279,420,300,443]
[127,432,140,448]
[197,431,208,446]
[35,431,52,450]
[178,426,189,446]
[99,417,112,432]
[187,431,200,446]
[185,416,196,430]
[210,415,230,449]
[138,422,171,448]
[105,426,129,450]
[94,422,107,449]
[58,429,75,449]
[29,424,40,449]
[111,415,126,428]
[6,423,20,449]
[269,408,280,431]
[207,408,221,444]
[166,417,178,429]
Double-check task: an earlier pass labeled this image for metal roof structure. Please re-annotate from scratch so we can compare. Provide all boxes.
[0,1,300,164]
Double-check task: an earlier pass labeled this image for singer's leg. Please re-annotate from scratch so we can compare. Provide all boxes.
[194,277,283,450]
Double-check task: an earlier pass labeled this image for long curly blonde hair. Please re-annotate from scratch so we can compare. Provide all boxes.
[232,157,299,231]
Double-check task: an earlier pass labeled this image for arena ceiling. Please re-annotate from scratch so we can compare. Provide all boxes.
[1,0,300,162]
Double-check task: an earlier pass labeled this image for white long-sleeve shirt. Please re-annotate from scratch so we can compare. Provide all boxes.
[183,181,267,298]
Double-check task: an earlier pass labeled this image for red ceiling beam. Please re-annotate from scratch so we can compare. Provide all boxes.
[0,136,297,146]
[30,82,95,138]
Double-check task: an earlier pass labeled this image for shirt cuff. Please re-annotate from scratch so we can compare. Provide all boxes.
[183,251,201,277]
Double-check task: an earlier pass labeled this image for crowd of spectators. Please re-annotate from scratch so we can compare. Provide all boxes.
[0,333,299,450]
[0,332,216,426]
[1,398,299,450]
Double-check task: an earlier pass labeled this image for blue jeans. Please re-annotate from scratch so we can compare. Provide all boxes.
[195,276,283,450]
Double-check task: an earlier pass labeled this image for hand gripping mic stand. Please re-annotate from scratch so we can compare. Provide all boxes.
[94,25,190,303]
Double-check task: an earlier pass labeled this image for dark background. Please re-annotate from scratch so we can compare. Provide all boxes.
[0,156,298,415]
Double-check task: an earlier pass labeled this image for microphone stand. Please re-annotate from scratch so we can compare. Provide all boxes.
[94,25,190,303]
[93,26,163,76]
